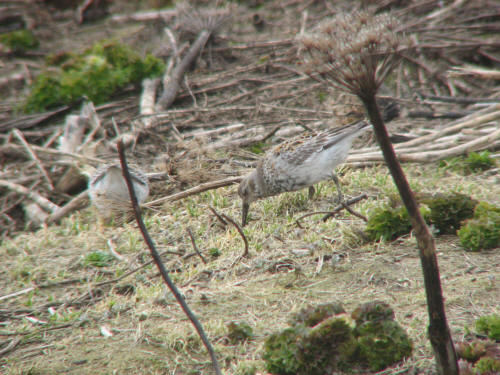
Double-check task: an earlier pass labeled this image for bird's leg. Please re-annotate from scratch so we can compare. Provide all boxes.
[328,172,368,222]
[331,173,344,204]
[98,216,105,233]
[242,201,250,227]
[308,186,315,200]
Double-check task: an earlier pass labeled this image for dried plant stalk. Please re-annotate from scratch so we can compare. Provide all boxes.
[299,11,459,375]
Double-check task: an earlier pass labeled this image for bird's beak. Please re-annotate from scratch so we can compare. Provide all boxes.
[242,201,250,227]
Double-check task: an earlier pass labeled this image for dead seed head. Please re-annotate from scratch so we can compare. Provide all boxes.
[298,11,407,99]
[177,3,232,35]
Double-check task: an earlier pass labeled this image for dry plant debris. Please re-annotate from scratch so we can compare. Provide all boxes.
[0,1,499,374]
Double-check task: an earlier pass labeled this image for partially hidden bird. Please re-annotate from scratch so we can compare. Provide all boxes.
[88,164,149,226]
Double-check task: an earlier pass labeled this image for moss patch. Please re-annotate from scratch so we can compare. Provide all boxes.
[366,192,480,241]
[458,202,500,251]
[476,314,500,341]
[474,357,500,374]
[227,321,254,344]
[24,40,164,113]
[439,151,497,175]
[365,205,421,241]
[0,29,39,52]
[262,302,412,374]
[355,320,413,371]
[423,192,478,235]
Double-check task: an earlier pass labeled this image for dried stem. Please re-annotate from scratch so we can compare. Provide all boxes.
[362,92,458,375]
[45,191,89,225]
[156,7,230,111]
[293,193,368,227]
[298,11,459,374]
[0,179,59,213]
[144,176,241,208]
[116,140,222,375]
[187,227,207,264]
[208,206,249,258]
[12,129,54,190]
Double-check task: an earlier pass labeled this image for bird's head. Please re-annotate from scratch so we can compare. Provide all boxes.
[238,172,260,226]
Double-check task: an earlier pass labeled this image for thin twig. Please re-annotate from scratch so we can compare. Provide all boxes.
[0,179,59,213]
[12,129,54,189]
[220,213,249,258]
[107,239,128,263]
[408,110,470,119]
[45,190,89,225]
[140,77,160,129]
[0,338,21,356]
[144,176,242,207]
[294,194,369,226]
[419,93,499,105]
[6,143,104,165]
[110,9,176,23]
[156,30,212,111]
[0,287,35,302]
[209,206,249,258]
[117,140,221,375]
[187,227,207,264]
[207,205,227,226]
[79,101,102,151]
[337,202,368,222]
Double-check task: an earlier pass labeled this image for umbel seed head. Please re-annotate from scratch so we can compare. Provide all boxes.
[298,11,406,99]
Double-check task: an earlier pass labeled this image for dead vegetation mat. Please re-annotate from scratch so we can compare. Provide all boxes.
[1,0,500,374]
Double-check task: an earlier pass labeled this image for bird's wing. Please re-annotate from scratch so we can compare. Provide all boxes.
[267,120,370,166]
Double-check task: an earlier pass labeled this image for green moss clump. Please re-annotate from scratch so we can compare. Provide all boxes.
[458,202,500,251]
[24,41,165,113]
[84,250,114,267]
[365,205,422,241]
[227,321,254,344]
[235,361,258,375]
[474,202,500,217]
[366,192,482,241]
[473,357,500,374]
[289,302,345,327]
[247,141,267,155]
[355,320,413,371]
[351,301,395,325]
[263,301,412,374]
[423,192,478,235]
[456,340,487,362]
[316,91,328,103]
[476,314,500,341]
[439,151,497,175]
[464,151,497,172]
[296,317,358,375]
[263,327,302,375]
[208,248,221,258]
[0,29,39,52]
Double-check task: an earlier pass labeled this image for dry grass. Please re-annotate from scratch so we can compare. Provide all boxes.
[1,163,499,374]
[1,1,500,374]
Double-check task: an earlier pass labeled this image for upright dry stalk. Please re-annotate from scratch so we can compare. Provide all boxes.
[298,11,458,375]
[156,4,231,111]
[116,140,222,375]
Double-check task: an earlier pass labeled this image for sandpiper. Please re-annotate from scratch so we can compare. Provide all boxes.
[88,164,149,225]
[238,120,370,226]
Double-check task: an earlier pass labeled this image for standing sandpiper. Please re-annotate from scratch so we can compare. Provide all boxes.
[238,120,370,226]
[88,164,149,226]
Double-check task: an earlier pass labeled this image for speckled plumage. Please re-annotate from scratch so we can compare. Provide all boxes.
[238,120,370,225]
[88,164,149,222]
